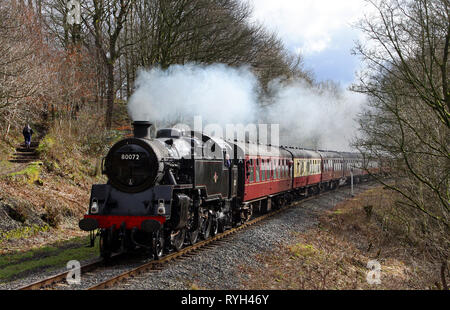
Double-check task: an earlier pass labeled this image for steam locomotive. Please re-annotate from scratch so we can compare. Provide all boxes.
[79,121,379,259]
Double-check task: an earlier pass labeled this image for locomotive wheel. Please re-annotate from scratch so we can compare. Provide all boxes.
[153,230,165,260]
[186,209,200,245]
[171,229,185,252]
[187,228,199,245]
[200,214,212,240]
[210,213,219,236]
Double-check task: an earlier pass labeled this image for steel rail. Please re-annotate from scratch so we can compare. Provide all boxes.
[18,259,103,290]
[17,253,122,290]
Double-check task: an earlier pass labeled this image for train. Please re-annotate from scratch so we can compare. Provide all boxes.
[79,121,381,259]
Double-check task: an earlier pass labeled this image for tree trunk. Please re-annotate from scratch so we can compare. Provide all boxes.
[105,62,114,129]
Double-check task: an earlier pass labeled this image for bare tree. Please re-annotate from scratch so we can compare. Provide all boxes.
[352,0,449,289]
[82,0,135,129]
[0,1,53,135]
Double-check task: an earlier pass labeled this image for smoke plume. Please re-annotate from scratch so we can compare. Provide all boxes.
[128,63,366,151]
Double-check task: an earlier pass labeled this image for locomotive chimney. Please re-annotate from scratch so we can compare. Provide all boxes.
[132,121,152,139]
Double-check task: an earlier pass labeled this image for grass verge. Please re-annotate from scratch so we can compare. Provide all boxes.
[240,186,445,290]
[0,235,98,283]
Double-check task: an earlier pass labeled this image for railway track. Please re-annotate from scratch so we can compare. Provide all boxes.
[17,252,127,290]
[86,190,333,290]
[17,181,373,290]
[18,258,104,290]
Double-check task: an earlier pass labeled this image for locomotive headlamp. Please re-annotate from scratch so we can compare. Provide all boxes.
[90,201,99,214]
[157,200,165,215]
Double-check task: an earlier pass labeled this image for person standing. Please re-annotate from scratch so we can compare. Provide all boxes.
[22,124,33,149]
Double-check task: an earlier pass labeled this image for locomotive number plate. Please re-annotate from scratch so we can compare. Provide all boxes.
[121,153,140,160]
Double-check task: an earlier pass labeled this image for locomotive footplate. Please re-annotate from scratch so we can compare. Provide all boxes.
[80,215,166,231]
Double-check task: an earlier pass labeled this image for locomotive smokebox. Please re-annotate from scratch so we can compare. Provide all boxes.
[133,121,152,139]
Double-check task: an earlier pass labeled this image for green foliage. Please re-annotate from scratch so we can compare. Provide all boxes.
[6,162,43,184]
[36,135,55,156]
[0,224,50,244]
[0,235,99,282]
[288,243,318,259]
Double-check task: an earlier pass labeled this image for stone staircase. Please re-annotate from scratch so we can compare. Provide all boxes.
[9,141,40,163]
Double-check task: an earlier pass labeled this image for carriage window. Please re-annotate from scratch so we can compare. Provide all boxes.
[248,159,254,183]
[274,160,278,179]
[261,159,265,181]
[277,160,280,179]
[255,158,260,182]
[270,159,273,179]
[272,159,277,180]
[264,159,268,181]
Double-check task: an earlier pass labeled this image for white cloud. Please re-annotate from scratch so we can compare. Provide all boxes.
[246,0,372,55]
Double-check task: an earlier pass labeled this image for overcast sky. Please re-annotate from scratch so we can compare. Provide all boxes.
[246,0,374,87]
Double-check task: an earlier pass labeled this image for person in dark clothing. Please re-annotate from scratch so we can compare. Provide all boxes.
[22,124,33,149]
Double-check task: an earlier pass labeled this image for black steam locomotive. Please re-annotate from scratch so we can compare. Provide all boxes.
[79,121,242,259]
[79,121,378,259]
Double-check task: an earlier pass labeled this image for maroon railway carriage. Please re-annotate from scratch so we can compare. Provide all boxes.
[341,152,367,183]
[318,151,345,189]
[243,142,292,204]
[285,147,322,194]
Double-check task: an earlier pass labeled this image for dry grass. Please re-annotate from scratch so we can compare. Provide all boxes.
[240,186,446,290]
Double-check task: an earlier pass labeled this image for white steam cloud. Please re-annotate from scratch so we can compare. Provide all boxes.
[128,63,366,151]
[262,79,366,151]
[128,63,259,126]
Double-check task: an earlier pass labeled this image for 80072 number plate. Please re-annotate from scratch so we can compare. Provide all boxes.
[121,154,140,160]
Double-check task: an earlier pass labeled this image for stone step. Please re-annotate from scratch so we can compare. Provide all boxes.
[9,158,36,163]
[16,147,37,152]
[9,138,41,164]
[19,142,39,147]
[12,155,39,159]
[13,152,37,157]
